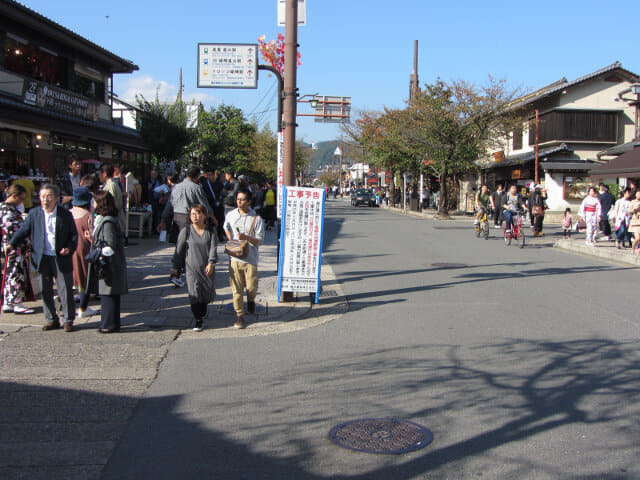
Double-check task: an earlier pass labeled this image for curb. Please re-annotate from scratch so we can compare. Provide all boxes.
[554,239,640,266]
[177,262,348,339]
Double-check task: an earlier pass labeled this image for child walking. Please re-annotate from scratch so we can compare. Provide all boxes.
[562,208,572,239]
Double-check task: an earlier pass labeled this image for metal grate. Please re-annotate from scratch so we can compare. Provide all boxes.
[328,418,433,454]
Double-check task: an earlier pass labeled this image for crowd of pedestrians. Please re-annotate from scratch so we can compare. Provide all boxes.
[0,154,272,333]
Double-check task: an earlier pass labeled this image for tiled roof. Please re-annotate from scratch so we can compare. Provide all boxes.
[1,0,138,73]
[509,62,639,110]
[482,144,572,169]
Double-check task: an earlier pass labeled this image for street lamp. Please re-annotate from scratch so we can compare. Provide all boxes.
[630,83,640,96]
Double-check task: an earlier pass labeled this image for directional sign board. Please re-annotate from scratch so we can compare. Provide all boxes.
[313,95,351,123]
[197,43,258,89]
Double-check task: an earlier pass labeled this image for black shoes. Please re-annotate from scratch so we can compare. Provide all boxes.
[193,319,203,332]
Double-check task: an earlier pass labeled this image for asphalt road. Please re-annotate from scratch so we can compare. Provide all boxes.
[102,201,640,480]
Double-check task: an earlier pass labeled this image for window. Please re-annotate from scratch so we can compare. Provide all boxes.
[512,126,523,150]
[529,110,618,145]
[3,37,68,87]
[70,74,105,102]
[564,176,589,201]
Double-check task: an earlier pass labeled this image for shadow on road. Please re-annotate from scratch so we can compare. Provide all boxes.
[6,337,635,478]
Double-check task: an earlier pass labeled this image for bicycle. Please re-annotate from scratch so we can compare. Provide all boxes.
[503,210,526,248]
[473,208,490,240]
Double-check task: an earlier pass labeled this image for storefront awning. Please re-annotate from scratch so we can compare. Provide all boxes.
[590,147,640,178]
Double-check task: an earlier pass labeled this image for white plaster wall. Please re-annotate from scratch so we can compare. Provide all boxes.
[544,172,569,211]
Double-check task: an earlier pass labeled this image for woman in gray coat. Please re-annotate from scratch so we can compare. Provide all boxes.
[171,204,218,331]
[87,191,128,333]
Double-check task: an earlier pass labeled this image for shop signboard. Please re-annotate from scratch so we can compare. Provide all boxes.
[277,186,325,302]
[197,43,258,89]
[23,79,99,121]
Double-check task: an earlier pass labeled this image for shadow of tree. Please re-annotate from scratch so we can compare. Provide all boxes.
[92,338,640,479]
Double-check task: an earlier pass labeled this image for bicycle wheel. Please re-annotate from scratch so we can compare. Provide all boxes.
[474,223,481,238]
[482,221,489,240]
[504,231,511,246]
[518,230,525,248]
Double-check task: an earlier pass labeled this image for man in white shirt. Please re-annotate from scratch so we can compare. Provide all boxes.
[224,186,264,329]
[9,184,78,331]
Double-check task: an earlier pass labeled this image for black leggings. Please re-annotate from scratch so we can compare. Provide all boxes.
[190,302,208,320]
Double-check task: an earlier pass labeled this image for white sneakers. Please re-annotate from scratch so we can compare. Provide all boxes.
[77,307,98,318]
[2,303,35,314]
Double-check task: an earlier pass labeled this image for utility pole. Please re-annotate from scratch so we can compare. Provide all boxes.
[409,40,419,101]
[178,67,183,103]
[283,0,298,188]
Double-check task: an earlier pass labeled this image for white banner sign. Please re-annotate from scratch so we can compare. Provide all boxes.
[277,131,284,219]
[277,0,307,26]
[197,43,257,89]
[277,186,325,300]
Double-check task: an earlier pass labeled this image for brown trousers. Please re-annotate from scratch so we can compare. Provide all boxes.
[229,261,258,316]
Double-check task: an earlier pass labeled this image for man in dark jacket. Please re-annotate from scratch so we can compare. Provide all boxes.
[598,184,615,240]
[10,184,78,331]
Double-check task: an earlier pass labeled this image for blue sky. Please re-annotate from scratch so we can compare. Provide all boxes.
[22,0,639,142]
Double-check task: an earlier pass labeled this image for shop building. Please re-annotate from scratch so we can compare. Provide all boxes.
[0,0,149,181]
[480,62,639,211]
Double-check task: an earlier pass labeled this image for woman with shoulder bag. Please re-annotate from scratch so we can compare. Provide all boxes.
[87,191,128,333]
[171,204,218,331]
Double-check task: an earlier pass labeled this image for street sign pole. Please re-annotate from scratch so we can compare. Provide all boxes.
[283,0,298,188]
[281,0,298,302]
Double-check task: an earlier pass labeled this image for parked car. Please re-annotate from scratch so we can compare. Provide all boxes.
[351,188,377,207]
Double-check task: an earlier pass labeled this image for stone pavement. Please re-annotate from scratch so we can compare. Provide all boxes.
[0,229,346,479]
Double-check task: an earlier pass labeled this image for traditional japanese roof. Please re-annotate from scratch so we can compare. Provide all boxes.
[483,144,572,169]
[590,147,640,176]
[508,62,639,111]
[541,161,596,171]
[597,140,640,159]
[0,0,138,74]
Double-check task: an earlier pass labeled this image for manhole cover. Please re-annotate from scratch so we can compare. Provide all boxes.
[430,262,469,269]
[320,289,338,297]
[328,418,433,454]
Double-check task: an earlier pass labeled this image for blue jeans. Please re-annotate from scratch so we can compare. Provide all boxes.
[503,210,516,231]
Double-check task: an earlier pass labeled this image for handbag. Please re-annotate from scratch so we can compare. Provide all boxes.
[532,205,543,216]
[225,215,257,259]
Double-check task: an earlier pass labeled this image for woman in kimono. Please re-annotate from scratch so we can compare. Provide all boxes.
[579,186,602,247]
[171,204,218,331]
[0,184,34,314]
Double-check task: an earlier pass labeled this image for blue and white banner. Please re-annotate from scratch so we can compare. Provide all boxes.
[277,186,326,303]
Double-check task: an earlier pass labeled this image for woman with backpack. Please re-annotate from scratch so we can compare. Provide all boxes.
[171,204,218,331]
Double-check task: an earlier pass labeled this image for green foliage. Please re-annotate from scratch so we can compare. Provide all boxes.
[191,104,256,173]
[136,95,192,163]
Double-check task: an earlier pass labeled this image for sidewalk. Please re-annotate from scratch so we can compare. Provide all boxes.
[554,237,640,266]
[383,203,640,267]
[0,229,346,479]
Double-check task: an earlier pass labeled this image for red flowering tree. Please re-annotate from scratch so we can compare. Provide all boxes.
[258,33,301,75]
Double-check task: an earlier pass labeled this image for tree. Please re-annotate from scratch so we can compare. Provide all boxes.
[355,109,419,206]
[405,78,521,217]
[136,94,192,165]
[191,104,256,173]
